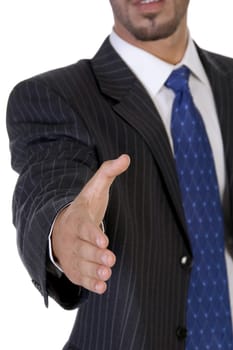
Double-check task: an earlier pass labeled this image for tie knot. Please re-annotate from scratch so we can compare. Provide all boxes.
[165,65,190,93]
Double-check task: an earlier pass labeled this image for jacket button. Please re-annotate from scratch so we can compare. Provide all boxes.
[180,255,193,270]
[176,326,188,340]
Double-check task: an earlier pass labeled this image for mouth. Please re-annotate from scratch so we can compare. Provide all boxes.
[134,0,164,11]
[140,0,161,3]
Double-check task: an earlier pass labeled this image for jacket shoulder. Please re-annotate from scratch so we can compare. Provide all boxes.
[8,59,98,113]
[198,47,233,75]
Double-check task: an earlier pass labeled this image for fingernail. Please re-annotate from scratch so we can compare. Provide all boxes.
[95,282,103,292]
[101,254,111,265]
[98,267,107,279]
[96,237,106,247]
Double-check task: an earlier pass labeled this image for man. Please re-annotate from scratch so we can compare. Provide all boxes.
[7,0,233,349]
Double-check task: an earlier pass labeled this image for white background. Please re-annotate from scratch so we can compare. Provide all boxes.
[1,1,233,349]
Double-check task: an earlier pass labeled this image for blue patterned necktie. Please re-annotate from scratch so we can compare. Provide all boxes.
[165,66,233,349]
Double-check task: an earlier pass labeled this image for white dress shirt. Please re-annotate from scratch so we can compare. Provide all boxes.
[110,30,233,315]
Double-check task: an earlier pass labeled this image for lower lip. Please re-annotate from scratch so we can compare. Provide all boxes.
[135,0,164,13]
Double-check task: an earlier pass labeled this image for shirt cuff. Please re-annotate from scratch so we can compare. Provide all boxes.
[48,223,64,273]
[48,204,72,273]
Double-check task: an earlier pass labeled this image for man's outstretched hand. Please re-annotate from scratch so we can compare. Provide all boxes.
[51,154,130,294]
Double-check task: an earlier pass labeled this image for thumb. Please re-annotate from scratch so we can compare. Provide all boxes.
[85,154,130,197]
[77,154,130,224]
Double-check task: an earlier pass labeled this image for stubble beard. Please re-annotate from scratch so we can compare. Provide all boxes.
[120,13,184,41]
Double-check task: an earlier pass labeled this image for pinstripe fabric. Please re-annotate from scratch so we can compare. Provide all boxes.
[6,38,233,349]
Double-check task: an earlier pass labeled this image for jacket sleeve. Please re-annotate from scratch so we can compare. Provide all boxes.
[6,77,98,309]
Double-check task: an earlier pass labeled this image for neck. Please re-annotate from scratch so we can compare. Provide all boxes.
[114,18,189,65]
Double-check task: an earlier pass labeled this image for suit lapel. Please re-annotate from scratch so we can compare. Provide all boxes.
[91,38,189,241]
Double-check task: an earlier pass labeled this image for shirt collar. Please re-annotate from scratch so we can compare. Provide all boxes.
[109,30,208,98]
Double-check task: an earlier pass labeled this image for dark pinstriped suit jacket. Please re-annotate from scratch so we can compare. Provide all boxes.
[7,38,233,349]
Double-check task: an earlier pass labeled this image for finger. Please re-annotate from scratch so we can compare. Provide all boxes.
[77,260,112,282]
[67,269,108,294]
[74,239,116,267]
[76,276,107,294]
[82,154,130,199]
[74,220,109,248]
